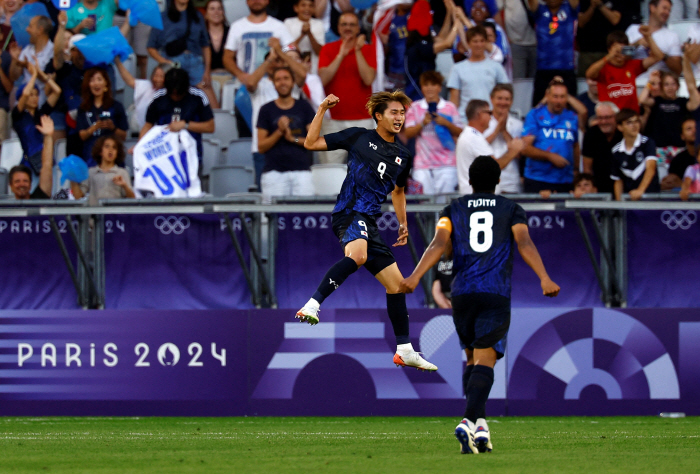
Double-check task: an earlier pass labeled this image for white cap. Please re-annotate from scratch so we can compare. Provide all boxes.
[68,34,86,50]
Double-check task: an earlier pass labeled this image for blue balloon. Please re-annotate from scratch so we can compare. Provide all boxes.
[118,0,164,29]
[350,0,378,9]
[59,155,89,184]
[51,0,80,11]
[74,26,134,66]
[10,3,53,48]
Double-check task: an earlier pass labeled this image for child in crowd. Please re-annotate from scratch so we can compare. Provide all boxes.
[611,108,660,201]
[571,173,598,198]
[70,136,134,206]
[680,150,700,201]
[285,0,325,74]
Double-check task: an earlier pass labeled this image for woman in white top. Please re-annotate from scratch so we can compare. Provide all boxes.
[114,57,168,132]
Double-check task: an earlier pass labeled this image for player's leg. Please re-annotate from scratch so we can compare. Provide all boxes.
[463,347,474,398]
[296,213,369,325]
[465,347,497,453]
[452,296,480,454]
[372,262,437,371]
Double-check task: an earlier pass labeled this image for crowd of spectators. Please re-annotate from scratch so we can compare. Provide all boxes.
[3,0,700,204]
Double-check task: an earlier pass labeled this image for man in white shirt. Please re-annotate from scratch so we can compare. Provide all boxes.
[9,15,54,103]
[456,99,524,195]
[223,0,293,89]
[625,0,682,81]
[484,84,524,193]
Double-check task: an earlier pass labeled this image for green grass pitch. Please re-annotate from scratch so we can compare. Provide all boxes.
[0,416,698,473]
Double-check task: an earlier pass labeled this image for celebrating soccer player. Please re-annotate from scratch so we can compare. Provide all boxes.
[297,91,438,372]
[399,156,560,454]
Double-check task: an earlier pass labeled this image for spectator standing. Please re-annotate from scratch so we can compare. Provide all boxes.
[586,29,663,113]
[66,0,117,35]
[70,136,135,206]
[576,0,624,76]
[663,117,696,190]
[223,0,293,84]
[404,0,459,101]
[378,1,412,90]
[9,115,54,199]
[527,0,579,106]
[499,0,537,79]
[447,26,509,123]
[611,108,660,200]
[9,15,53,90]
[140,68,215,160]
[148,0,211,89]
[256,66,316,202]
[456,99,523,194]
[625,0,681,81]
[1,0,23,26]
[453,1,511,74]
[582,101,621,193]
[317,11,377,164]
[284,0,325,74]
[114,57,167,131]
[644,72,690,153]
[484,83,523,193]
[403,71,464,195]
[113,7,150,80]
[12,62,60,175]
[76,68,127,166]
[203,0,232,109]
[522,79,580,193]
[577,78,599,122]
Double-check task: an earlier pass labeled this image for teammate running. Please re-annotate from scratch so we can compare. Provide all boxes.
[400,156,560,453]
[298,91,438,372]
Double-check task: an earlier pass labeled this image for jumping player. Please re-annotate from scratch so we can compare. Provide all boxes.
[298,91,438,372]
[399,156,560,453]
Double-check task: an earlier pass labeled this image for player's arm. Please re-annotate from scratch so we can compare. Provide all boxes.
[391,184,408,247]
[304,94,339,151]
[513,223,559,297]
[400,219,452,293]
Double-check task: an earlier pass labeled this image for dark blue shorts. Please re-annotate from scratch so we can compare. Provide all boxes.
[452,292,511,359]
[331,211,396,276]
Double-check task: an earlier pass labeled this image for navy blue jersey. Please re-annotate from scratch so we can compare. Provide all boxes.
[534,2,578,71]
[610,134,660,193]
[440,193,527,298]
[326,128,412,216]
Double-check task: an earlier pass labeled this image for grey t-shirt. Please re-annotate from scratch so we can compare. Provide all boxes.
[447,58,509,123]
[80,166,131,206]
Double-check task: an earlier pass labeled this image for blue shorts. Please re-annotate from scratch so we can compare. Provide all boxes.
[452,292,511,359]
[331,211,396,276]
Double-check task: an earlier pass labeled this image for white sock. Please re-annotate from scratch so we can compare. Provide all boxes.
[396,342,414,354]
[305,298,320,309]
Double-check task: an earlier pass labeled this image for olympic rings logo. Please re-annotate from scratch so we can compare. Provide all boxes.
[376,212,399,231]
[154,216,191,235]
[660,211,697,230]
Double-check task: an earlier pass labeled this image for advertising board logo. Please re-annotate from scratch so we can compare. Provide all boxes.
[376,212,399,231]
[661,211,696,230]
[157,343,180,366]
[154,216,191,235]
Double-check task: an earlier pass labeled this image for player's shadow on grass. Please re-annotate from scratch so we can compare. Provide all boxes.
[293,353,377,416]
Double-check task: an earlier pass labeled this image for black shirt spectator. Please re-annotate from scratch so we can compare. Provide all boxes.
[668,149,697,180]
[257,98,315,173]
[646,96,688,148]
[582,125,622,193]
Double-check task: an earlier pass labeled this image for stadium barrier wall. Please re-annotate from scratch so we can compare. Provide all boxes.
[1,308,697,417]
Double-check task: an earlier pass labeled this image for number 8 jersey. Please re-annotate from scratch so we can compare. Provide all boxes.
[440,193,527,298]
[325,127,412,217]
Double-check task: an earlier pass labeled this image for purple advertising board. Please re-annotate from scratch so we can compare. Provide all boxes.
[1,308,697,417]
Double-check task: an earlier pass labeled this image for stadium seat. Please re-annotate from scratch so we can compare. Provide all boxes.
[223,138,253,167]
[207,109,239,144]
[577,77,588,95]
[209,165,256,196]
[512,79,534,119]
[221,80,237,112]
[0,167,7,194]
[311,164,347,195]
[202,138,222,176]
[0,138,23,171]
[211,79,222,104]
[54,138,67,163]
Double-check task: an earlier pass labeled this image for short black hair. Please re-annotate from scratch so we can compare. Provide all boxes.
[465,99,489,121]
[573,173,594,188]
[606,31,629,50]
[469,156,500,193]
[615,108,639,125]
[9,165,32,183]
[165,68,190,97]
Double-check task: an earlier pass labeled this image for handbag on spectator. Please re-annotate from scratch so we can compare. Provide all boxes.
[164,19,190,57]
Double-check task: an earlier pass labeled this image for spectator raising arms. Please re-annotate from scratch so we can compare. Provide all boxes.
[76,68,128,166]
[114,56,167,132]
[12,61,61,175]
[67,0,118,35]
[147,0,211,90]
[285,0,325,74]
[71,136,135,206]
[9,115,55,200]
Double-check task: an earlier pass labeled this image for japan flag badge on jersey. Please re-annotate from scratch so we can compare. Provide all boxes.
[395,157,402,165]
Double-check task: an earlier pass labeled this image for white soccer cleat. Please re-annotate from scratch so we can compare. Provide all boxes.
[295,304,319,325]
[455,420,479,455]
[393,350,438,371]
[474,418,493,453]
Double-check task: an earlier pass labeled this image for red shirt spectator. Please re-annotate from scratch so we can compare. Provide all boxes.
[318,38,376,121]
[596,59,645,112]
